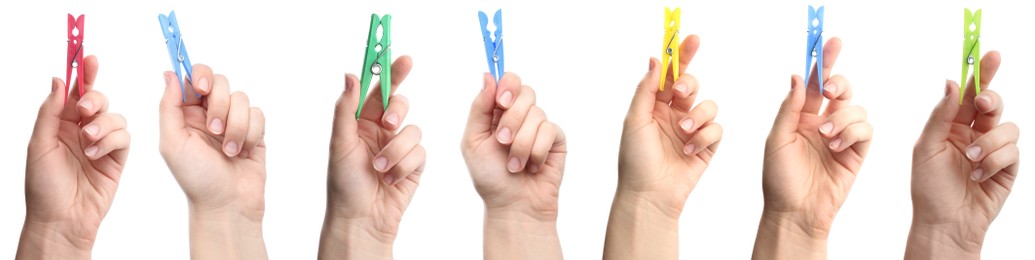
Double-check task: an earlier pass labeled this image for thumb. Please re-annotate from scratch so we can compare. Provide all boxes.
[30,78,67,147]
[916,80,960,153]
[331,74,361,145]
[625,58,661,127]
[465,72,498,135]
[769,75,807,139]
[159,71,186,140]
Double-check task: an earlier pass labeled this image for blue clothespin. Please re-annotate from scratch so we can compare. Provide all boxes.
[479,9,504,83]
[806,5,824,93]
[159,11,194,102]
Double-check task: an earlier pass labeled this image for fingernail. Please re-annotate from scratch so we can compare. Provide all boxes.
[680,118,695,132]
[209,118,224,135]
[79,99,93,111]
[648,58,655,70]
[683,143,696,155]
[84,146,98,157]
[499,91,513,108]
[83,124,99,137]
[819,122,834,135]
[384,174,395,185]
[344,76,353,92]
[976,95,992,112]
[829,138,842,150]
[528,163,540,173]
[224,141,239,156]
[970,168,985,181]
[674,83,687,94]
[824,83,838,94]
[384,112,400,127]
[373,156,388,171]
[497,127,513,144]
[508,157,521,173]
[198,77,210,93]
[966,146,982,161]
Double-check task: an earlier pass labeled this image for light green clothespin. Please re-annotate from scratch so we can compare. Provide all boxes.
[960,8,981,104]
[357,14,392,118]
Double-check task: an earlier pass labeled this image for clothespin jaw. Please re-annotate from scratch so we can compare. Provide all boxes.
[661,7,681,91]
[159,11,194,103]
[806,5,824,94]
[66,14,85,101]
[961,8,982,104]
[479,9,504,83]
[357,14,392,119]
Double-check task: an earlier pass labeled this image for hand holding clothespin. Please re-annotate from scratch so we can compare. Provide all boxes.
[661,7,680,91]
[66,14,85,101]
[159,11,194,103]
[357,14,393,119]
[961,8,982,104]
[806,5,824,93]
[479,9,504,83]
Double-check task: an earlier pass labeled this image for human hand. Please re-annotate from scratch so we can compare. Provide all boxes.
[604,35,722,259]
[905,51,1018,259]
[158,65,267,259]
[461,72,566,259]
[319,56,426,260]
[753,38,872,259]
[18,56,130,259]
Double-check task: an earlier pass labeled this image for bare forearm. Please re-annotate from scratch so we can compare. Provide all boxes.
[904,221,982,260]
[603,191,680,260]
[751,210,828,260]
[484,210,562,260]
[189,208,268,260]
[318,214,393,260]
[16,219,93,260]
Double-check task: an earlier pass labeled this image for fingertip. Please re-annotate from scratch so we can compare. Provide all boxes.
[223,140,240,157]
[373,156,388,172]
[975,94,994,113]
[970,168,985,182]
[507,156,521,173]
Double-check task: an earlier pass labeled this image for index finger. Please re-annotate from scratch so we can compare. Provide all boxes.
[954,51,1001,126]
[802,37,842,115]
[360,55,413,122]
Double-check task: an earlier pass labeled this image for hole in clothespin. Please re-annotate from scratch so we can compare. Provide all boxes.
[71,60,78,68]
[668,20,675,27]
[168,25,174,33]
[812,18,819,27]
[72,27,80,36]
[968,56,974,64]
[371,63,382,75]
[375,26,384,43]
[374,43,382,53]
[73,39,78,45]
[969,23,976,32]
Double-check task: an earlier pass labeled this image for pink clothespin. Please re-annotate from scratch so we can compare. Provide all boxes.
[66,14,85,101]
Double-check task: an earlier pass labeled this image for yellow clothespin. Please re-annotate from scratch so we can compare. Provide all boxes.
[661,7,680,91]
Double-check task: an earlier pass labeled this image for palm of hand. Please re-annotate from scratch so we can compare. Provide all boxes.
[463,129,564,215]
[912,123,1007,226]
[328,119,419,235]
[165,105,266,214]
[26,117,124,235]
[619,104,710,209]
[764,114,862,223]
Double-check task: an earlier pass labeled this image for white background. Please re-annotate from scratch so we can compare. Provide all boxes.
[1,1,1032,259]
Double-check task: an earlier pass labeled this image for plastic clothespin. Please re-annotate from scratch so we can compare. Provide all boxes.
[66,14,85,101]
[159,11,194,103]
[806,5,824,94]
[661,7,680,91]
[479,9,504,83]
[961,8,982,104]
[357,14,392,119]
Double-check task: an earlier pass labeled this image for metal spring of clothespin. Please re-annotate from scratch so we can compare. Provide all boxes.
[806,5,824,94]
[661,7,680,91]
[357,14,393,119]
[67,14,85,101]
[961,8,982,104]
[159,11,194,103]
[479,9,504,83]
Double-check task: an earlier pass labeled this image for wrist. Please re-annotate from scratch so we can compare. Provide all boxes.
[484,208,562,260]
[603,191,681,259]
[16,218,93,260]
[188,205,268,259]
[904,220,983,259]
[319,214,394,260]
[752,209,829,260]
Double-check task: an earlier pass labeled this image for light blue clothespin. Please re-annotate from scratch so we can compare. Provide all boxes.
[159,11,193,102]
[806,5,824,93]
[479,9,504,83]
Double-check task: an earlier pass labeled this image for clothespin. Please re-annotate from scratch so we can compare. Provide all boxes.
[961,8,982,104]
[661,7,680,91]
[158,11,194,102]
[66,14,85,101]
[357,14,392,119]
[806,5,824,94]
[479,9,505,83]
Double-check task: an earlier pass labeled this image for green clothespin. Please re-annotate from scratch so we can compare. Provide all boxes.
[960,8,981,104]
[357,14,392,118]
